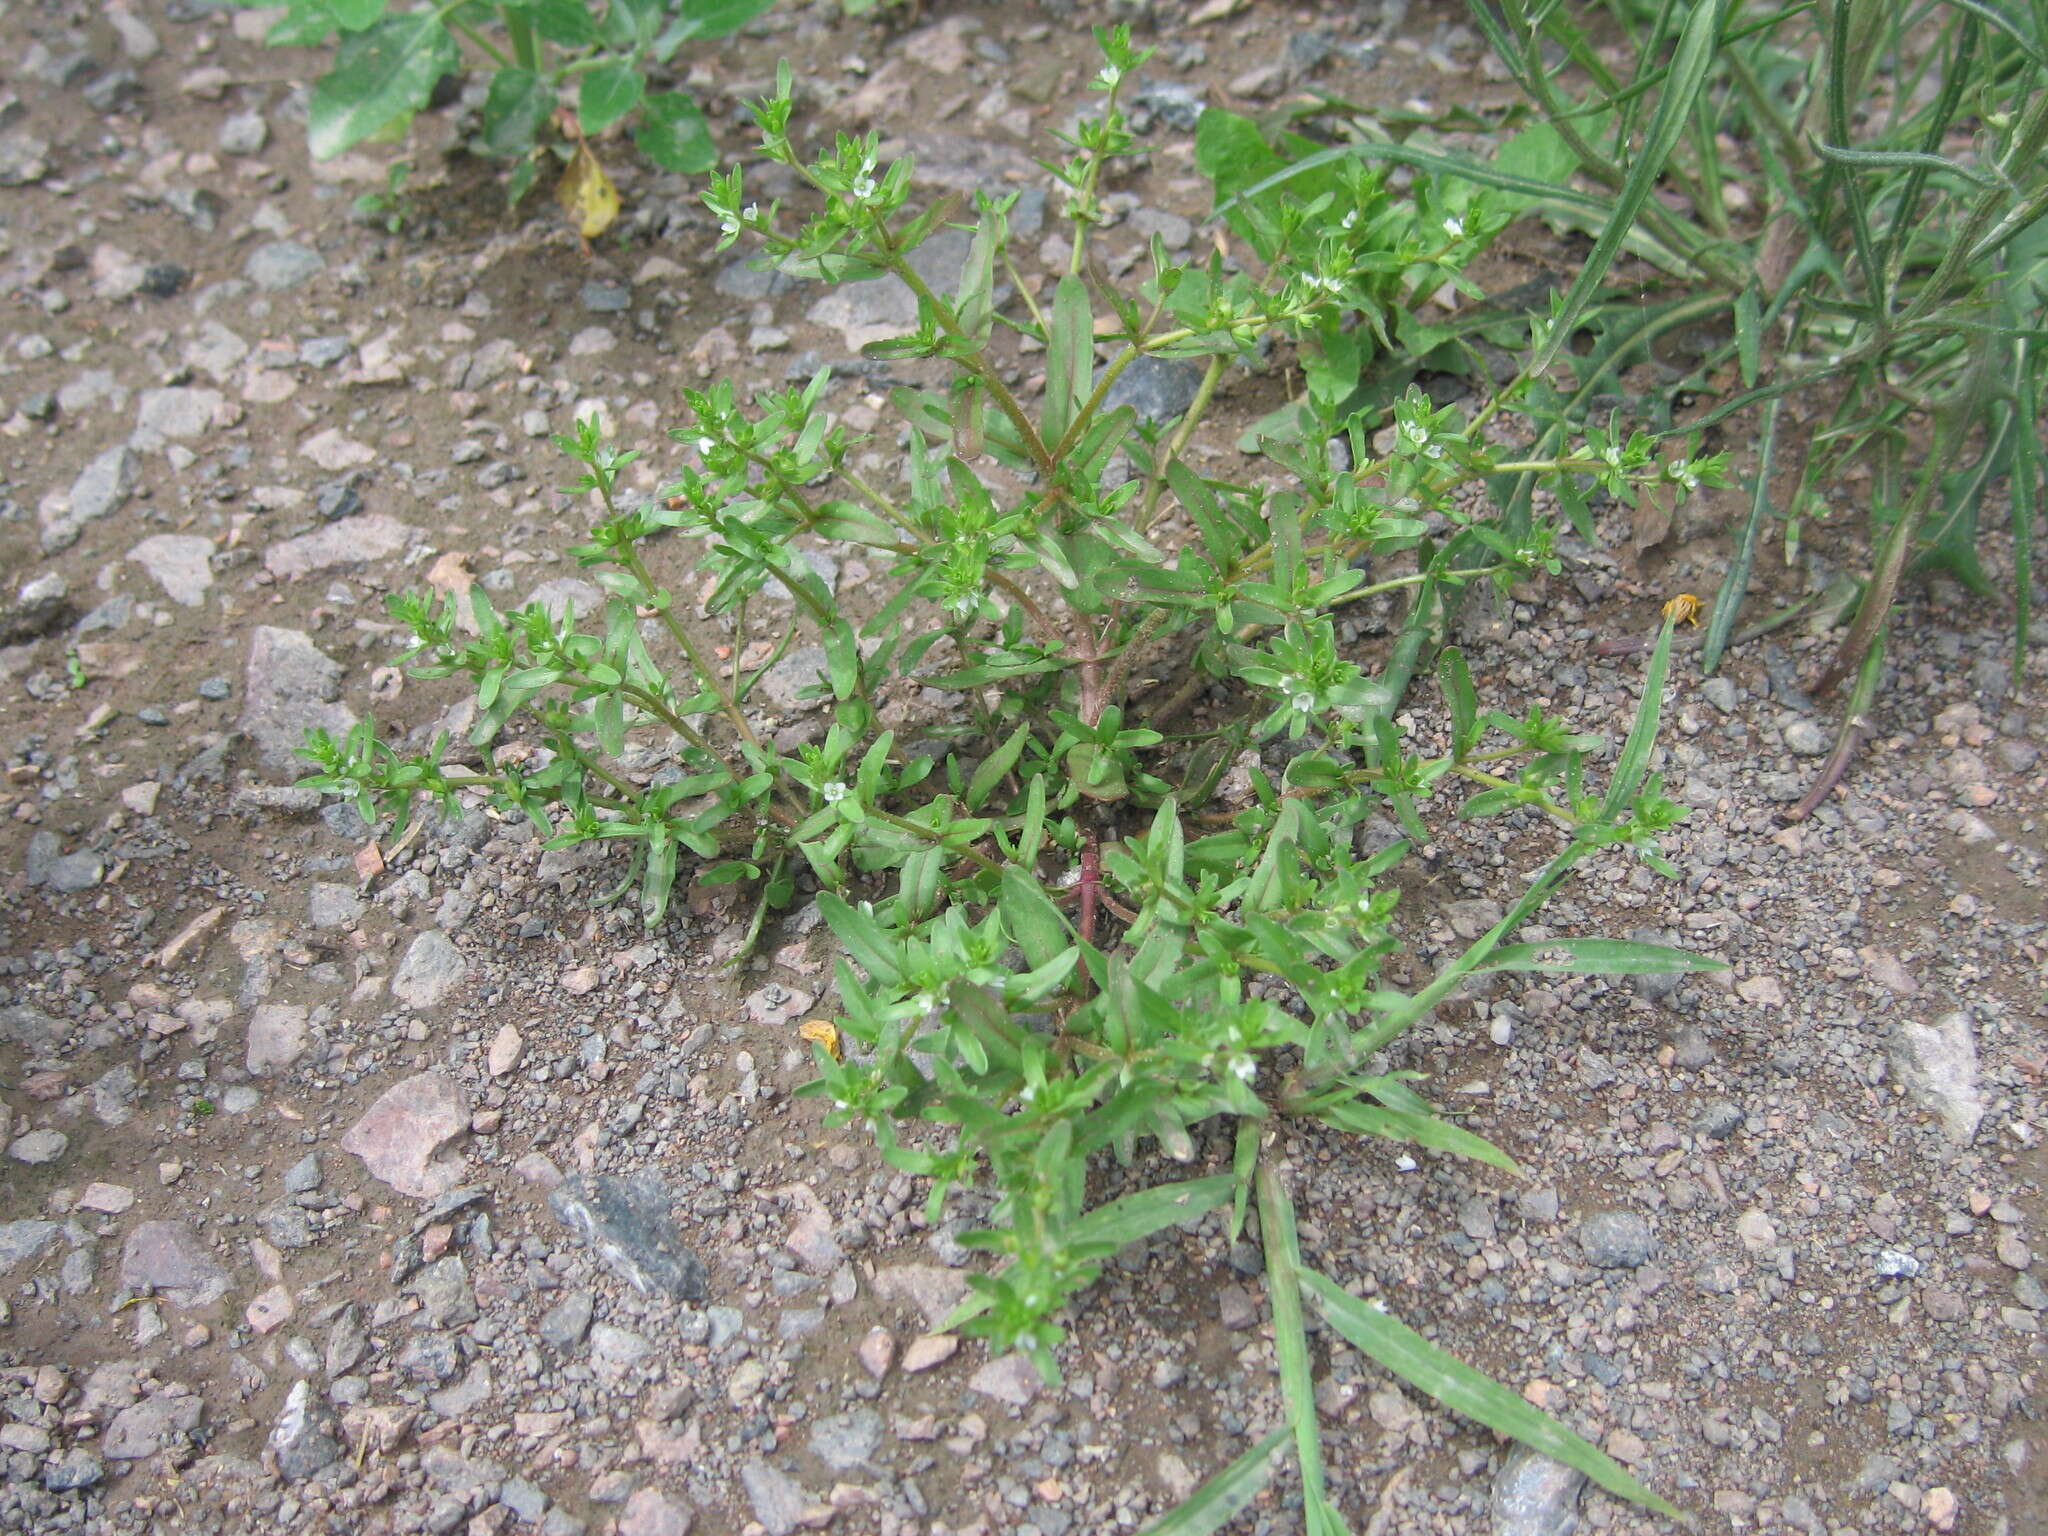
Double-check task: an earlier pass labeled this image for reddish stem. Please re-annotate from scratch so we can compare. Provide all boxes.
[1078,831,1102,947]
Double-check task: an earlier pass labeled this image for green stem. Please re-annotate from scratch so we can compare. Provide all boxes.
[500,4,539,71]
[1138,354,1228,535]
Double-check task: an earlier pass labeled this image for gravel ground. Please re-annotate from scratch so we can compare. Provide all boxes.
[1,3,2045,1535]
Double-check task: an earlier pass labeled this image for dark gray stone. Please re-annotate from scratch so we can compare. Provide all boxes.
[238,626,356,770]
[539,1290,594,1351]
[1577,1210,1655,1269]
[809,1408,882,1472]
[0,572,69,644]
[245,240,324,291]
[42,1451,103,1492]
[739,1460,808,1536]
[548,1174,706,1301]
[1101,355,1204,426]
[1490,1446,1585,1536]
[271,1380,343,1481]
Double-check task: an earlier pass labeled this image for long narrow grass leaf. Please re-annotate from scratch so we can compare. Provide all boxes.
[1302,1270,1680,1519]
[1256,1164,1338,1525]
[2010,339,2039,685]
[1703,396,1782,672]
[1136,1429,1287,1536]
[1601,609,1679,819]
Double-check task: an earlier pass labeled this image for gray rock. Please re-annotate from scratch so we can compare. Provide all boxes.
[523,577,604,623]
[1783,718,1829,756]
[246,1003,310,1076]
[0,1219,61,1272]
[809,1408,882,1471]
[8,1128,68,1165]
[760,645,829,712]
[539,1290,595,1350]
[0,572,69,643]
[284,1153,322,1194]
[410,1256,479,1327]
[549,1174,707,1301]
[392,930,469,1009]
[121,1221,230,1306]
[47,850,105,894]
[1700,675,1738,713]
[1696,1099,1744,1140]
[245,240,324,291]
[219,110,269,156]
[301,336,351,369]
[806,228,973,350]
[1133,77,1205,131]
[1577,1210,1655,1269]
[1,1004,66,1052]
[1491,1447,1586,1536]
[44,445,140,552]
[239,625,356,770]
[83,70,140,113]
[1102,354,1204,426]
[581,279,631,312]
[739,1460,808,1536]
[110,9,161,61]
[270,1380,342,1481]
[129,534,216,607]
[265,512,414,581]
[105,1393,203,1459]
[1891,1011,1984,1144]
[133,386,223,442]
[42,1451,104,1492]
[0,131,51,187]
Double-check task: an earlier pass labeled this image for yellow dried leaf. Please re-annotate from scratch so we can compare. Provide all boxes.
[798,1019,842,1062]
[556,144,619,240]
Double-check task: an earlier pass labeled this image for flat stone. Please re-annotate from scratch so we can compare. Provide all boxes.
[308,883,364,928]
[739,1460,808,1536]
[0,1220,61,1272]
[341,1072,468,1199]
[105,1394,202,1460]
[548,1174,706,1301]
[590,1322,652,1372]
[488,1024,524,1077]
[299,426,375,471]
[392,930,469,1009]
[79,1182,137,1214]
[619,1488,693,1536]
[121,1220,230,1307]
[238,625,356,770]
[9,1128,69,1165]
[129,534,215,607]
[134,386,222,442]
[44,445,142,551]
[967,1353,1041,1408]
[265,512,414,581]
[871,1264,970,1329]
[809,1408,882,1471]
[1892,1011,1984,1144]
[409,1256,478,1327]
[523,577,604,622]
[1102,354,1205,427]
[245,1003,310,1076]
[899,1334,958,1373]
[245,240,324,291]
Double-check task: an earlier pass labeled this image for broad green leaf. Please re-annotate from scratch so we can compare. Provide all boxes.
[481,67,551,160]
[268,0,389,48]
[532,0,599,47]
[307,13,459,160]
[1067,1173,1234,1250]
[635,91,716,173]
[966,723,1031,812]
[579,61,644,137]
[817,893,902,989]
[675,0,777,39]
[1044,276,1092,450]
[1475,938,1724,976]
[1135,1428,1286,1536]
[1303,1270,1680,1519]
[999,867,1070,971]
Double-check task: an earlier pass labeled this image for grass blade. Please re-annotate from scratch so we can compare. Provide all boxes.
[1136,1428,1287,1536]
[1256,1162,1346,1532]
[1702,395,1782,673]
[1523,0,1728,381]
[1302,1269,1680,1519]
[1600,606,1680,820]
[2011,339,2039,685]
[1475,937,1726,975]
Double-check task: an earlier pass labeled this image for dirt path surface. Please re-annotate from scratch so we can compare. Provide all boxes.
[2,3,2046,1534]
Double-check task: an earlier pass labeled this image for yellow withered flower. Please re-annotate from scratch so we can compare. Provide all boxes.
[798,1019,843,1062]
[1662,593,1703,627]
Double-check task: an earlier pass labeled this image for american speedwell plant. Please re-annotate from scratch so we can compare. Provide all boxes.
[304,30,1725,1529]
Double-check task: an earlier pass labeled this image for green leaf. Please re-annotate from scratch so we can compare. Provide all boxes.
[1065,1173,1234,1250]
[1044,276,1092,451]
[634,91,716,173]
[1255,1166,1336,1521]
[481,68,551,160]
[1317,1097,1522,1174]
[674,0,777,40]
[999,867,1071,971]
[579,61,644,137]
[1302,1270,1680,1519]
[1602,608,1678,820]
[307,12,459,160]
[268,0,389,48]
[1438,646,1478,757]
[1702,395,1779,673]
[1475,938,1723,976]
[817,894,902,989]
[532,0,599,47]
[966,723,1031,812]
[1135,1429,1286,1536]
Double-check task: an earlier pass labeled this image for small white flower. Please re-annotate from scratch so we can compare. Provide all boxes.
[1291,690,1317,713]
[718,212,740,237]
[821,780,849,803]
[1402,420,1430,448]
[1444,215,1465,238]
[696,436,716,457]
[1341,209,1359,230]
[1604,444,1624,468]
[1096,63,1123,89]
[1231,1056,1257,1082]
